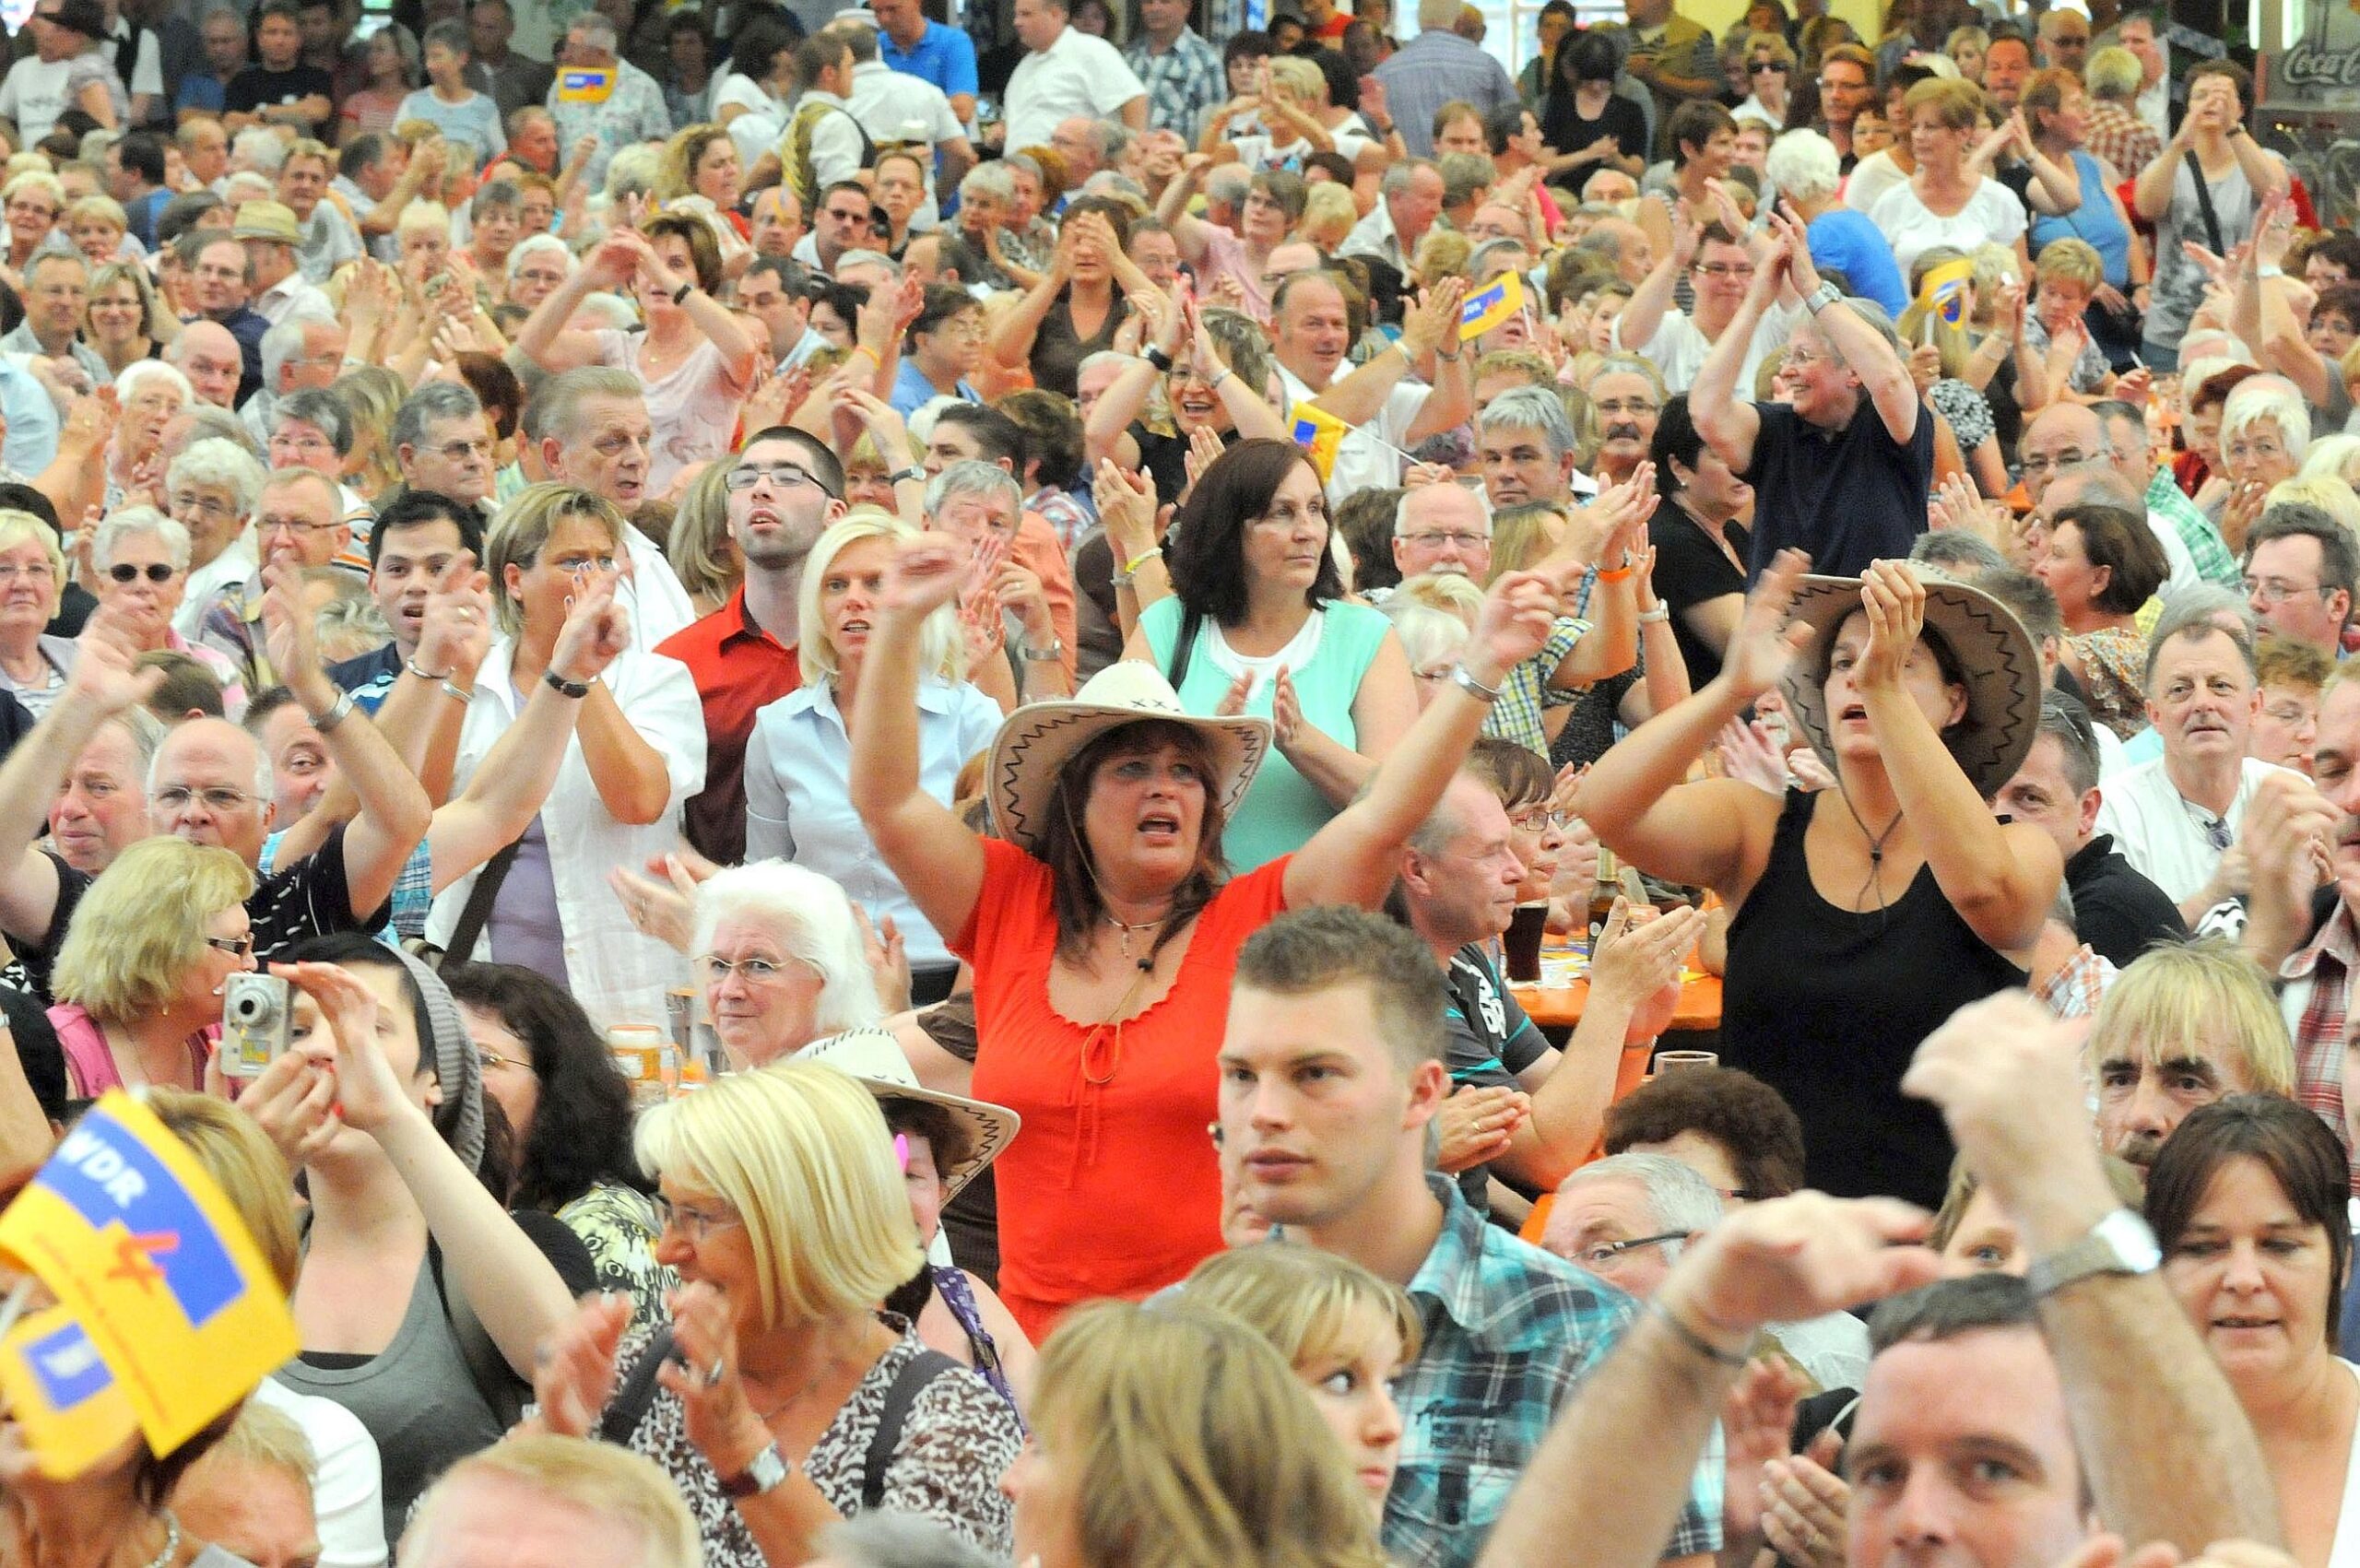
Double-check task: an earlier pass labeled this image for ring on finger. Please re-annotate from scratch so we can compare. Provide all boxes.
[702,1358,725,1387]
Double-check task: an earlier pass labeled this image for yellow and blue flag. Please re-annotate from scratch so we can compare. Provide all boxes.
[0,1305,140,1479]
[556,67,615,103]
[0,1092,298,1455]
[1291,401,1349,483]
[1460,271,1525,342]
[1918,258,1975,327]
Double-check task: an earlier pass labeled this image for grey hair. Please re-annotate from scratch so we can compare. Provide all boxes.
[2142,589,2260,691]
[97,706,167,784]
[1392,483,1493,546]
[392,381,485,459]
[568,11,619,50]
[1764,127,1841,206]
[1057,117,1117,161]
[148,719,274,803]
[689,861,882,1034]
[260,310,338,392]
[1080,171,1147,206]
[833,248,903,279]
[1381,595,1475,675]
[2224,376,2314,468]
[537,366,643,447]
[167,436,268,513]
[1466,237,1531,277]
[820,1512,1001,1568]
[116,359,195,409]
[230,127,287,173]
[2036,688,2104,799]
[573,291,640,330]
[2085,44,2142,100]
[1380,159,1439,200]
[831,18,879,62]
[1556,1151,1725,1244]
[276,387,353,456]
[1075,349,1138,385]
[923,459,1022,525]
[1908,530,2006,572]
[1205,164,1252,206]
[506,231,573,280]
[958,160,1016,204]
[1479,384,1578,462]
[91,506,193,572]
[179,404,264,458]
[604,144,665,203]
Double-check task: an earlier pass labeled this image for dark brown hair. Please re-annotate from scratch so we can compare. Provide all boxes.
[1166,438,1340,627]
[1604,1067,1808,1199]
[2055,501,2170,615]
[2145,1093,2350,1344]
[1039,719,1229,965]
[643,212,723,295]
[880,1096,974,1175]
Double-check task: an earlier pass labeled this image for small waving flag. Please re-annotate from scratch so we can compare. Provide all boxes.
[556,67,616,103]
[1291,401,1349,483]
[1918,257,1976,327]
[0,1092,299,1456]
[1460,271,1526,342]
[0,1306,139,1480]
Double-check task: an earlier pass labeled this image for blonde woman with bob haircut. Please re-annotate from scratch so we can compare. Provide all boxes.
[402,1435,702,1568]
[2083,937,2295,1171]
[85,258,179,380]
[1183,1244,1422,1520]
[424,482,703,1030]
[1007,1298,1392,1568]
[49,836,255,1096]
[0,508,74,719]
[743,513,997,1007]
[532,1060,1024,1568]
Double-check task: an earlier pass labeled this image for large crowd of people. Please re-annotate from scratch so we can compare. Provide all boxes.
[0,0,2355,1562]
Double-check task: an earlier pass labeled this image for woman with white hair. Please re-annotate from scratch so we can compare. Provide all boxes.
[687,860,882,1072]
[85,504,249,713]
[0,510,73,717]
[104,358,193,512]
[167,434,269,635]
[1764,127,1908,319]
[506,232,575,312]
[2219,374,2312,552]
[744,513,999,1009]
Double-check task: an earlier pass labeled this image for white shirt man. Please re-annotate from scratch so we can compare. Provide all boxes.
[844,55,965,230]
[1002,0,1145,157]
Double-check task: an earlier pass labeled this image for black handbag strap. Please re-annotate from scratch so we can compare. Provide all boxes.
[861,1349,963,1512]
[599,1323,678,1445]
[442,837,524,967]
[1165,606,1203,694]
[2186,152,2227,259]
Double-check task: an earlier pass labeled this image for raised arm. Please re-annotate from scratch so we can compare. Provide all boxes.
[513,229,640,373]
[1308,279,1466,430]
[1283,569,1562,910]
[1689,232,1777,477]
[1616,207,1699,356]
[1156,153,1219,263]
[849,536,989,947]
[985,225,1080,371]
[1774,206,1918,444]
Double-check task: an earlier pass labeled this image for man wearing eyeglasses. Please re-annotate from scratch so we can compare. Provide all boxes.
[656,427,846,865]
[1616,220,1797,399]
[390,383,497,515]
[1542,1151,1718,1298]
[2240,503,2354,657]
[195,467,351,690]
[238,311,347,451]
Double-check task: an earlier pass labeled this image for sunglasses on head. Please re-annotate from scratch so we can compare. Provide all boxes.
[108,562,174,584]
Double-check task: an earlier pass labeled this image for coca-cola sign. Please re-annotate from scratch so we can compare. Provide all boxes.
[2264,0,2360,107]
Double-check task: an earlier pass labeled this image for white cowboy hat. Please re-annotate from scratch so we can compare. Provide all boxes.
[1778,568,2042,799]
[796,1026,1019,1201]
[985,660,1273,859]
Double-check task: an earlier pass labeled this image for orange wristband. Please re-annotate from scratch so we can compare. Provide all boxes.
[1596,565,1635,583]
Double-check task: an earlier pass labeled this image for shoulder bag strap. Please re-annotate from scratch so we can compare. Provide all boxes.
[1165,606,1202,695]
[859,1349,965,1512]
[438,837,525,970]
[598,1323,678,1446]
[2185,151,2227,258]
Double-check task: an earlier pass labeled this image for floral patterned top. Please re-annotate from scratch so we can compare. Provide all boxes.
[557,1181,674,1325]
[2069,624,2148,740]
[606,1318,1021,1566]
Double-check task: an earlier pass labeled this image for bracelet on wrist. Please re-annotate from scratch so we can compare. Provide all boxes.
[1651,1299,1754,1369]
[1449,664,1503,704]
[440,678,474,704]
[1637,605,1671,623]
[406,657,453,683]
[1144,344,1174,373]
[1595,564,1636,584]
[543,668,591,699]
[307,688,358,733]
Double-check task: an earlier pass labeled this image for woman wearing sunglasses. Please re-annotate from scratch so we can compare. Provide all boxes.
[85,506,250,716]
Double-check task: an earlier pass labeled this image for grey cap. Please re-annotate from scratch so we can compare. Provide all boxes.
[390,946,485,1175]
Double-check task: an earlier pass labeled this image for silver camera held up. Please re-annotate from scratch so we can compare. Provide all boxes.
[222,973,292,1078]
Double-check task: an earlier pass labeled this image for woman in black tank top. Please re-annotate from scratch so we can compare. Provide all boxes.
[1576,554,2059,1207]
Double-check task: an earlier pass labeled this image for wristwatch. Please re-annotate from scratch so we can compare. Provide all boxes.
[2025,1208,2160,1299]
[718,1442,791,1499]
[543,668,592,699]
[1804,280,1842,315]
[887,465,926,485]
[1020,637,1065,662]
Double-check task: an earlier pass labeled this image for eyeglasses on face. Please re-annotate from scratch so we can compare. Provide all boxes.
[696,952,807,984]
[107,562,176,584]
[1749,59,1785,72]
[203,933,255,957]
[477,1043,535,1074]
[1398,530,1488,550]
[0,560,56,583]
[2243,576,2329,606]
[1575,1230,1689,1268]
[726,462,834,497]
[171,491,239,519]
[153,784,260,813]
[651,1194,742,1242]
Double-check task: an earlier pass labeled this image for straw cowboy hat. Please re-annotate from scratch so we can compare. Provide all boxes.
[1779,568,2042,798]
[796,1026,1019,1201]
[986,661,1272,859]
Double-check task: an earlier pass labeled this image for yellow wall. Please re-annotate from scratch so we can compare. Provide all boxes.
[1678,0,1894,51]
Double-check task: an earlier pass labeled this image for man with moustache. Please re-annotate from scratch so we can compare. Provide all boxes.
[2086,943,2294,1170]
[655,428,845,864]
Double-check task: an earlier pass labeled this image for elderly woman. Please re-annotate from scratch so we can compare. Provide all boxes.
[167,435,267,635]
[266,388,368,526]
[850,508,1564,1331]
[2150,1096,2359,1568]
[952,161,1024,291]
[1764,127,1909,320]
[2219,375,2312,553]
[83,257,177,378]
[426,484,704,1030]
[106,359,194,511]
[1083,298,1287,499]
[514,216,757,494]
[678,859,884,1073]
[45,834,253,1094]
[1156,163,1307,326]
[985,196,1142,401]
[1867,78,2030,282]
[1579,557,2060,1207]
[1382,572,1485,702]
[533,1060,1026,1567]
[1118,439,1419,868]
[745,513,1000,1006]
[0,509,74,716]
[1006,1303,1390,1568]
[88,506,250,713]
[506,233,575,312]
[2031,501,2170,737]
[441,961,674,1321]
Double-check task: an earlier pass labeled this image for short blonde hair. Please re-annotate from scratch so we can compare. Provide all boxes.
[52,838,254,1025]
[796,512,960,683]
[66,193,125,233]
[2086,44,2142,100]
[149,1087,301,1293]
[2035,237,2104,290]
[484,483,626,635]
[0,170,64,214]
[2265,474,2360,533]
[1184,1244,1423,1373]
[0,510,65,618]
[633,1060,920,1330]
[1903,76,1987,132]
[1265,54,1323,106]
[1744,29,1796,67]
[1299,180,1357,243]
[2084,939,2295,1100]
[666,461,740,608]
[401,1435,700,1568]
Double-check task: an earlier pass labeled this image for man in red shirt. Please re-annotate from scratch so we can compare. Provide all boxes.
[655,427,844,863]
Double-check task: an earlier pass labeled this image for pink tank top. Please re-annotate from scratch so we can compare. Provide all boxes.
[46,1003,209,1098]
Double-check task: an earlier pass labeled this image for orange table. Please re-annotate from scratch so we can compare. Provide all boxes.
[1511,972,1724,1033]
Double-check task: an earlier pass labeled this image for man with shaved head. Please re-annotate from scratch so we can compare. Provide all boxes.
[169,319,247,409]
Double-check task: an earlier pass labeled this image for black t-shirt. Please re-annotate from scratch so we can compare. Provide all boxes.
[0,984,67,1123]
[223,64,336,122]
[2065,833,2189,968]
[1647,511,1748,690]
[8,824,391,1004]
[1541,89,1649,163]
[1740,398,1933,583]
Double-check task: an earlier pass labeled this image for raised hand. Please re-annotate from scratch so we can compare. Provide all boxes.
[834,384,916,471]
[65,607,165,714]
[1720,549,1816,701]
[1661,1190,1941,1338]
[1760,1442,1850,1568]
[656,1280,768,1474]
[1268,665,1303,751]
[413,552,494,685]
[1852,560,1926,696]
[551,574,631,685]
[1400,277,1472,361]
[1092,459,1160,560]
[1722,1356,1805,1548]
[1717,717,1792,796]
[529,1292,632,1438]
[1901,990,2108,1234]
[223,1038,341,1164]
[1470,569,1563,677]
[260,563,327,699]
[275,961,407,1135]
[608,853,699,952]
[1588,901,1702,1037]
[1212,667,1253,718]
[854,905,911,1016]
